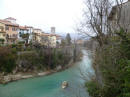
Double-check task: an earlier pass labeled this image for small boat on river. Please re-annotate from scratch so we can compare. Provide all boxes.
[62,81,68,89]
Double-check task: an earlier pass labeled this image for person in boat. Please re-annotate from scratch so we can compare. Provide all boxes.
[62,81,68,89]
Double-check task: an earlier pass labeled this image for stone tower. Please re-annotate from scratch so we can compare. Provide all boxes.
[51,27,55,33]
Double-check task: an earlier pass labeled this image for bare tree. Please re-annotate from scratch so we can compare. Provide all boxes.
[78,0,114,46]
[77,0,127,87]
[78,0,129,47]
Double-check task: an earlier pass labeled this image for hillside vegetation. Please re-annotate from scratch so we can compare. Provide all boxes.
[86,30,130,97]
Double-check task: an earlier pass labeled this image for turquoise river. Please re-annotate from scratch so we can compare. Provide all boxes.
[0,50,94,97]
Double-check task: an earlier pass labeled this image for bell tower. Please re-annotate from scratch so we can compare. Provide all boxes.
[51,27,55,33]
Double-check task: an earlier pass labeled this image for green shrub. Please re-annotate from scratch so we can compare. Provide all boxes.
[0,38,5,44]
[11,48,17,54]
[86,81,101,97]
[0,47,17,73]
[26,47,32,51]
[18,41,25,44]
[11,44,17,48]
[86,29,130,97]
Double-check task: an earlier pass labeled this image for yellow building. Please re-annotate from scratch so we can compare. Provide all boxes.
[40,33,50,47]
[32,31,60,48]
[0,25,6,44]
[48,34,57,48]
[40,33,57,48]
[0,17,19,44]
[32,28,42,43]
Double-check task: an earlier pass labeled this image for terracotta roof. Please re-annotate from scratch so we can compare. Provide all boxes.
[55,34,61,37]
[0,31,6,33]
[19,26,28,30]
[5,17,16,20]
[41,33,50,36]
[25,25,33,28]
[50,33,61,37]
[49,33,56,36]
[0,30,6,33]
[41,33,61,37]
[0,19,19,27]
[34,28,42,31]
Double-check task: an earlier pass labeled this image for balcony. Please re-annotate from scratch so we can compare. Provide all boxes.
[6,34,18,39]
[0,26,5,32]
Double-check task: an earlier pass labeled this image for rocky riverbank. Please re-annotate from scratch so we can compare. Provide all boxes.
[0,57,78,84]
[0,71,54,84]
[0,46,83,84]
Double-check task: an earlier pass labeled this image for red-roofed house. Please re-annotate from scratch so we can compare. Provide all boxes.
[0,17,19,44]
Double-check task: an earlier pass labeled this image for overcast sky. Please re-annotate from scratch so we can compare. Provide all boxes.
[0,0,84,34]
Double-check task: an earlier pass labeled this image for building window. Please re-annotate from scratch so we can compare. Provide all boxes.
[5,26,9,30]
[12,34,17,38]
[0,26,4,31]
[12,27,16,31]
[12,27,17,31]
[6,34,9,38]
[3,34,6,37]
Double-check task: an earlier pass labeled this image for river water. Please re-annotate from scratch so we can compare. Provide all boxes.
[0,50,94,97]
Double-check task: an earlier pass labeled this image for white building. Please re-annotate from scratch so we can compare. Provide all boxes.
[18,26,29,43]
[56,35,62,44]
[25,26,33,43]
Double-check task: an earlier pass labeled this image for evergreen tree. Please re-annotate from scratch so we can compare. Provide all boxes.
[66,33,71,45]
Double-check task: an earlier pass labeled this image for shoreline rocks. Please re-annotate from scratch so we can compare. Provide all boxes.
[0,52,82,84]
[0,71,53,84]
[0,64,71,84]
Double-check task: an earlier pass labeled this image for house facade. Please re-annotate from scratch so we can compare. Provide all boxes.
[0,24,6,44]
[0,17,19,44]
[48,34,57,48]
[25,26,33,43]
[56,35,62,44]
[0,17,61,47]
[40,33,58,48]
[18,26,29,43]
[40,33,50,47]
[32,28,43,44]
